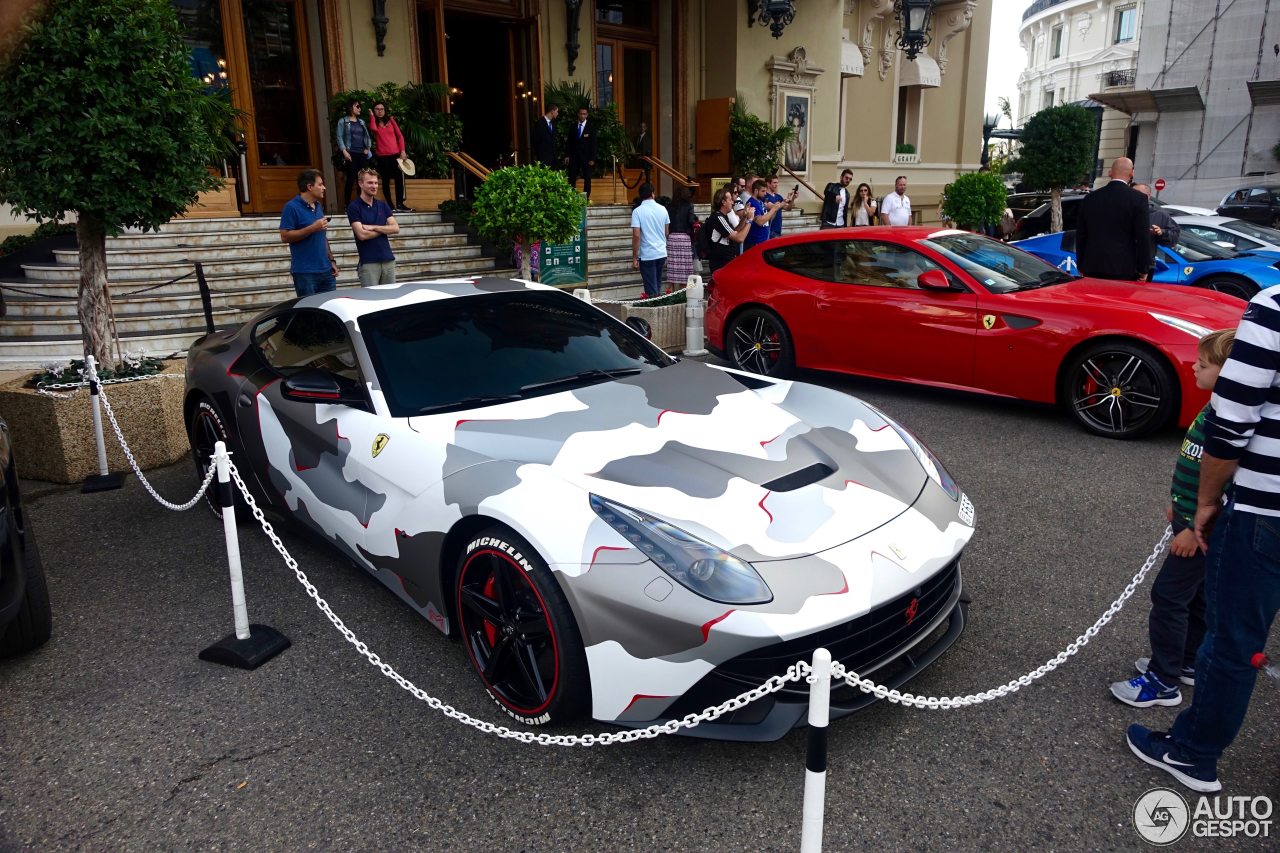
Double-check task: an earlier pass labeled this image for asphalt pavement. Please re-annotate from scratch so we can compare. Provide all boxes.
[2,366,1277,851]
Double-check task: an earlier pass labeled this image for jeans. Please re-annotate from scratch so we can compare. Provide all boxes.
[292,272,337,297]
[1147,519,1207,683]
[1170,502,1280,762]
[638,257,665,297]
[357,260,396,287]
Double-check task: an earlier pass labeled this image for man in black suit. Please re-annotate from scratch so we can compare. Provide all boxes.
[1076,158,1149,280]
[1133,182,1181,277]
[532,105,559,169]
[566,107,597,196]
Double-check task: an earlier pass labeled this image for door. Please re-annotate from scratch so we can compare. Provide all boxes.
[509,15,544,167]
[235,310,381,555]
[771,239,978,386]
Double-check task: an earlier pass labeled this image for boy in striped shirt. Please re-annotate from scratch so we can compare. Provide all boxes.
[1111,330,1234,709]
[1128,285,1280,793]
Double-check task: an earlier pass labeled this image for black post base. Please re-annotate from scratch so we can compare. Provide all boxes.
[199,624,291,670]
[82,472,125,493]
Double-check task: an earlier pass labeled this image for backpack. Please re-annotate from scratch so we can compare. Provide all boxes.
[694,216,714,260]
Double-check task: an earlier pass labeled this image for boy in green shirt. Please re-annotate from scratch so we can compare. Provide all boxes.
[1110,329,1235,707]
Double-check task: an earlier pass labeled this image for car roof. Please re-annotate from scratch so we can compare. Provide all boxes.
[761,225,945,245]
[1172,215,1234,225]
[291,276,559,321]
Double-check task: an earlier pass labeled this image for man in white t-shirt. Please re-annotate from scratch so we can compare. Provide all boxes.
[630,182,670,297]
[880,175,912,226]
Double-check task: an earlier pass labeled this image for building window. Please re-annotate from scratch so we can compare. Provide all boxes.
[895,86,922,153]
[1044,89,1055,109]
[1051,25,1063,59]
[1113,5,1136,43]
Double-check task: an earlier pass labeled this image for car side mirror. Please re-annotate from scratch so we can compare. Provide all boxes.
[281,368,364,406]
[917,269,952,291]
[1153,258,1170,272]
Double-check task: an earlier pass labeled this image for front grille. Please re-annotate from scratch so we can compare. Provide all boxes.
[719,557,961,690]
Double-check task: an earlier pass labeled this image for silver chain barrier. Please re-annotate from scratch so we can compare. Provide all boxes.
[834,526,1175,709]
[222,454,808,744]
[36,372,186,399]
[97,384,218,511]
[589,284,691,306]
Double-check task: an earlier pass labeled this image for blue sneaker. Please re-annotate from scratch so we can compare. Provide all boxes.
[1111,670,1181,707]
[1126,724,1222,793]
[1135,656,1195,686]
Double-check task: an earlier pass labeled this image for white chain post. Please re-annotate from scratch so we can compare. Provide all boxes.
[198,446,290,670]
[216,441,250,641]
[683,275,707,356]
[800,648,832,853]
[82,355,124,493]
[572,288,592,303]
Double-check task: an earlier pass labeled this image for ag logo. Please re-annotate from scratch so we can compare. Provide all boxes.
[982,314,997,330]
[371,433,390,458]
[1133,787,1190,845]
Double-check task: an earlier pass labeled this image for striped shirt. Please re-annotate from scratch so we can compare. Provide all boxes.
[1203,284,1280,516]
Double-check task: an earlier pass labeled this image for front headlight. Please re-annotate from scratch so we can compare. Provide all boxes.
[1150,312,1212,339]
[589,494,773,604]
[865,405,960,501]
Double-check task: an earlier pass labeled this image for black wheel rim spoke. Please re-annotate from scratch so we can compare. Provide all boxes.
[1073,352,1163,434]
[459,585,504,624]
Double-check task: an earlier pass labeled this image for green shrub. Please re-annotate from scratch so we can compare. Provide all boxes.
[730,96,793,178]
[329,82,461,178]
[0,222,75,259]
[470,165,587,280]
[941,172,1008,230]
[895,142,917,155]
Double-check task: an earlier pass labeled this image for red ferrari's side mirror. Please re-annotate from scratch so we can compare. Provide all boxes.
[917,269,951,291]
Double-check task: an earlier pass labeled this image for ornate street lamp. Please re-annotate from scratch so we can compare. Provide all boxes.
[895,0,936,61]
[747,0,797,40]
[981,111,1000,169]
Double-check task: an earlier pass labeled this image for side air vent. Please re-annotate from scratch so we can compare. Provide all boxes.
[762,462,835,492]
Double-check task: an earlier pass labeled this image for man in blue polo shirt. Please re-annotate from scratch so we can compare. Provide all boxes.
[744,179,786,250]
[279,169,337,297]
[347,168,399,286]
[764,175,797,238]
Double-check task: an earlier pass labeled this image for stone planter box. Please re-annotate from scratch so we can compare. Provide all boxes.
[181,177,240,219]
[0,367,188,483]
[621,302,686,350]
[404,178,455,211]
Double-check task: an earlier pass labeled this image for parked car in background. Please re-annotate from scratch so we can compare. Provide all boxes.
[1012,228,1280,300]
[1011,194,1215,241]
[1005,190,1083,222]
[1176,216,1280,253]
[706,226,1245,439]
[1,416,51,657]
[1216,185,1280,227]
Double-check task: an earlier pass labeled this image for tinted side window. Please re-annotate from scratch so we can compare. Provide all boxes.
[840,241,942,289]
[762,241,842,282]
[254,310,362,386]
[1248,188,1269,202]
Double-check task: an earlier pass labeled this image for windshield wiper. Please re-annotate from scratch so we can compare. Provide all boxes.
[520,367,644,393]
[1018,269,1076,290]
[415,394,523,415]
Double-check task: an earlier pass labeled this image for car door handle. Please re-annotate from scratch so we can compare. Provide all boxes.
[238,392,254,408]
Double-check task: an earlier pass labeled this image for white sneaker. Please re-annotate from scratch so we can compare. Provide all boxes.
[1135,657,1196,686]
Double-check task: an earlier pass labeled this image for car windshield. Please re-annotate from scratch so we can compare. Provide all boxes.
[1223,219,1280,244]
[920,232,1068,293]
[1173,230,1236,261]
[360,290,673,417]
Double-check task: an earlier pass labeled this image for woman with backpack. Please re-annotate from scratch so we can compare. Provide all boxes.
[665,186,698,289]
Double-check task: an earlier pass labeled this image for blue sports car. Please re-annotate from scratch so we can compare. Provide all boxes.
[1012,230,1280,300]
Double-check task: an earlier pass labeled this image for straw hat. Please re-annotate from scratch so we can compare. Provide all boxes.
[397,157,417,177]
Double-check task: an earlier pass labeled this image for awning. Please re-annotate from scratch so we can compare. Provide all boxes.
[900,53,941,88]
[1247,79,1280,106]
[1086,86,1203,115]
[840,39,864,78]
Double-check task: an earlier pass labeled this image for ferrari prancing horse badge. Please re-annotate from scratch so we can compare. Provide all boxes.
[982,314,997,330]
[372,433,390,458]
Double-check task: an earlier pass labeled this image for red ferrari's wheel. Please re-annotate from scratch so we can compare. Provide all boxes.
[727,308,795,378]
[455,527,589,726]
[1062,342,1177,439]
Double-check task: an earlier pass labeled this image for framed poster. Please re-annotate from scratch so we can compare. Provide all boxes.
[783,93,809,174]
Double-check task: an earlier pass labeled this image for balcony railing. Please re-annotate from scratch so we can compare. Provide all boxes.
[1022,0,1070,21]
[1104,69,1136,88]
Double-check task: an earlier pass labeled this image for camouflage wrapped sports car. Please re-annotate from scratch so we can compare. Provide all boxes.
[184,278,975,741]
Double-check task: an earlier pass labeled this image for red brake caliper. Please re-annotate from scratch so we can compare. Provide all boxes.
[482,571,498,647]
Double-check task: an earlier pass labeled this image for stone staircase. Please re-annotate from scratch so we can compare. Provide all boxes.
[0,203,822,367]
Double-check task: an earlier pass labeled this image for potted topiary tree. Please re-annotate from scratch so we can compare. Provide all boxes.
[1007,104,1097,233]
[470,165,586,281]
[729,96,794,179]
[941,171,1008,233]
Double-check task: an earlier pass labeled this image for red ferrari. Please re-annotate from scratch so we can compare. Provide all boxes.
[705,227,1247,439]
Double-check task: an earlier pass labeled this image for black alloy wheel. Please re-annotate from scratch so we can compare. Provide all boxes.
[1063,342,1177,439]
[0,465,51,657]
[187,399,232,517]
[455,527,588,726]
[1196,276,1259,300]
[727,307,795,378]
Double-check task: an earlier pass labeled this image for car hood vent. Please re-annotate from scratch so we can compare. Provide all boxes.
[762,462,836,492]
